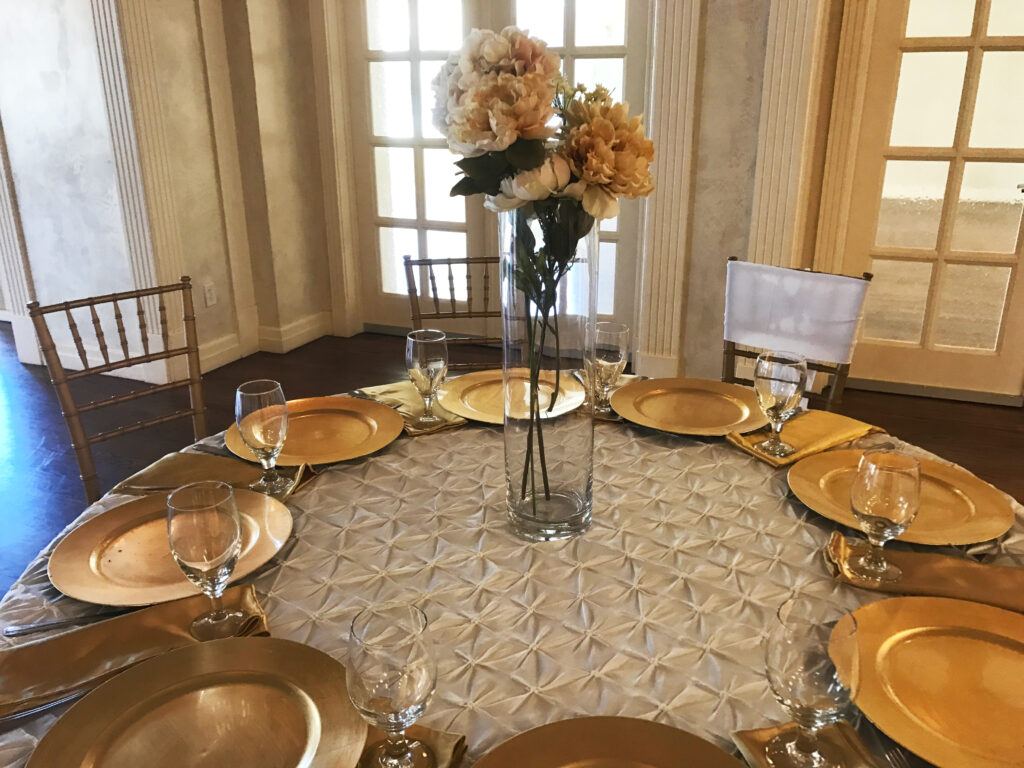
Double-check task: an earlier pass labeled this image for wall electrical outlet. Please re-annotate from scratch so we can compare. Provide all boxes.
[203,281,217,307]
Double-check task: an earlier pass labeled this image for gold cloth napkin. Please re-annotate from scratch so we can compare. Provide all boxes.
[361,381,466,436]
[0,585,268,720]
[825,531,1024,613]
[359,724,466,768]
[733,721,878,768]
[110,451,264,495]
[727,409,882,467]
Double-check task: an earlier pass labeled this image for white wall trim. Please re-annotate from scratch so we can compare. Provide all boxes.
[747,0,826,268]
[200,330,243,372]
[91,0,159,292]
[814,0,877,275]
[111,1,187,287]
[258,311,332,354]
[309,0,364,337]
[0,112,39,363]
[634,0,702,378]
[195,0,259,358]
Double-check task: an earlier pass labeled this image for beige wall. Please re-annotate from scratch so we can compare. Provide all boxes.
[682,0,770,378]
[0,0,340,377]
[0,0,133,305]
[146,0,239,350]
[247,0,332,349]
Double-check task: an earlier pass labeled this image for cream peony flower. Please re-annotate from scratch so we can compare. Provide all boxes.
[484,156,572,212]
[562,89,654,219]
[433,27,561,156]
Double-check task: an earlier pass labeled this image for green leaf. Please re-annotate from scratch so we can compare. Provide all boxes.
[455,152,511,182]
[505,139,547,171]
[450,176,482,197]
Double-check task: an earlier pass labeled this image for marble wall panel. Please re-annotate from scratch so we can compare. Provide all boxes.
[684,0,770,378]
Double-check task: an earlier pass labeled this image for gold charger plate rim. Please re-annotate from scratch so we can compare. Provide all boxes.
[610,377,768,436]
[438,368,585,425]
[831,596,1024,768]
[225,395,405,466]
[787,448,1014,545]
[474,716,745,767]
[26,637,367,768]
[47,489,292,606]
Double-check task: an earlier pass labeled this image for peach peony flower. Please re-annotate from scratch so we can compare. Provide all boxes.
[484,156,572,212]
[562,88,654,219]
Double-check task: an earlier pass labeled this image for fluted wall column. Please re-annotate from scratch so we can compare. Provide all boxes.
[747,0,827,268]
[0,113,37,363]
[634,0,702,378]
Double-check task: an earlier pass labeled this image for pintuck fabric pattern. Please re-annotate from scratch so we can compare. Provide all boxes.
[1,424,1021,766]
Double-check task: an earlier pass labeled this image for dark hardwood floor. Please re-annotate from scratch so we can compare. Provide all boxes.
[0,321,1020,593]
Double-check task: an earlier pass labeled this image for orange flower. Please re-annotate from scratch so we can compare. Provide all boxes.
[562,88,654,219]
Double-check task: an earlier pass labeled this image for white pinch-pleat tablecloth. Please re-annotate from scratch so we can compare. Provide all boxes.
[1,423,1022,766]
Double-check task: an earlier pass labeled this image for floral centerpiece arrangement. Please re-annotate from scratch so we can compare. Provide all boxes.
[433,26,654,540]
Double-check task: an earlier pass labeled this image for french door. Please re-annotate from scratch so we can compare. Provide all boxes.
[836,0,1024,396]
[344,0,651,336]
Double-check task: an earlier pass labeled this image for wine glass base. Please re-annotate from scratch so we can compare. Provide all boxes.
[190,608,250,641]
[765,731,839,768]
[409,415,443,429]
[249,473,295,496]
[363,738,435,768]
[847,552,903,583]
[755,438,796,458]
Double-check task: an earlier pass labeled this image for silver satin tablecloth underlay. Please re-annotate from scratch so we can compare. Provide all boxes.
[1,423,1022,766]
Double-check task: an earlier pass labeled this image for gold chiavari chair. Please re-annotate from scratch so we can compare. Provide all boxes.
[27,276,207,503]
[403,255,502,371]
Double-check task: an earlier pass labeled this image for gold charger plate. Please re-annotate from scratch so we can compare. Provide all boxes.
[787,448,1014,545]
[610,377,768,436]
[27,637,367,768]
[438,368,586,425]
[48,490,292,606]
[830,597,1024,768]
[475,716,745,767]
[225,395,404,466]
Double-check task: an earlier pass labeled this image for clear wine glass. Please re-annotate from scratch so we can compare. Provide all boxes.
[764,595,859,768]
[589,321,630,415]
[406,330,448,429]
[235,379,291,495]
[754,351,808,457]
[166,481,249,641]
[849,450,921,583]
[347,603,437,768]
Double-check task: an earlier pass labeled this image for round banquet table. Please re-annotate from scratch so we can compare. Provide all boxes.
[1,418,1023,766]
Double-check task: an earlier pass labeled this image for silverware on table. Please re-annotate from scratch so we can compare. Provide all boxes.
[2,607,136,638]
[0,688,90,726]
[884,748,911,768]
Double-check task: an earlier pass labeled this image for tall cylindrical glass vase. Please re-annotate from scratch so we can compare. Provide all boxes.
[499,204,597,541]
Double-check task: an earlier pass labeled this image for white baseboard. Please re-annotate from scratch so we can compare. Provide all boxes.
[634,351,680,379]
[199,331,243,372]
[258,311,332,354]
[0,309,12,322]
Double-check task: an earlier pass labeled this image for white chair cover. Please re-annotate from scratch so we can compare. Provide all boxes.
[723,260,869,364]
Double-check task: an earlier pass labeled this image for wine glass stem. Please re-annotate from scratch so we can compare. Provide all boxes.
[259,457,280,481]
[383,730,410,759]
[423,392,435,419]
[862,539,889,570]
[767,419,784,448]
[792,723,821,757]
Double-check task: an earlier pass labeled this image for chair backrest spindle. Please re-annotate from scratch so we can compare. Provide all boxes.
[136,296,150,355]
[64,305,89,368]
